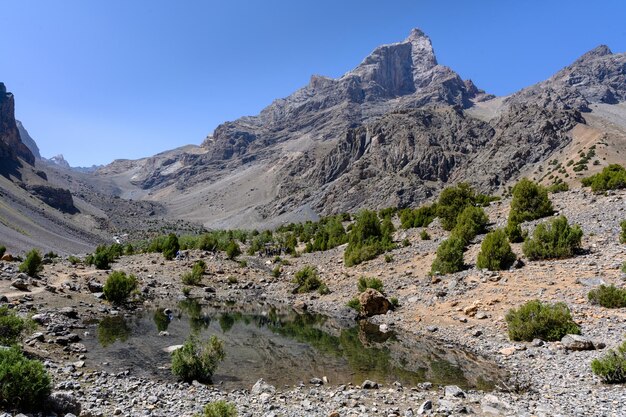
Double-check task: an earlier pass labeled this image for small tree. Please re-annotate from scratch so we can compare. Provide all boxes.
[430,236,465,275]
[0,347,51,411]
[522,216,583,260]
[172,335,225,383]
[436,183,476,231]
[509,178,553,223]
[505,300,580,341]
[620,220,626,244]
[505,219,526,243]
[452,206,489,245]
[225,240,241,260]
[103,271,137,304]
[0,246,5,258]
[19,249,43,277]
[477,229,517,271]
[182,261,207,286]
[163,233,180,260]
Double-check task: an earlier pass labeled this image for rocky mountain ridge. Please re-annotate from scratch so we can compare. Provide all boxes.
[83,29,625,229]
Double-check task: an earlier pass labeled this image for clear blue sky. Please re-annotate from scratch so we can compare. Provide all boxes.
[2,0,625,166]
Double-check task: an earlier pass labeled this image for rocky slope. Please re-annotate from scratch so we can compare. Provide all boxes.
[1,188,625,416]
[83,29,625,229]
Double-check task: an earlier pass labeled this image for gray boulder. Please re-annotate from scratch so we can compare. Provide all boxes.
[561,334,595,351]
[10,278,29,291]
[251,378,275,395]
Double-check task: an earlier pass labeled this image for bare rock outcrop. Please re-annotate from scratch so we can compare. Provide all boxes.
[0,82,35,166]
[25,184,78,214]
[506,45,626,111]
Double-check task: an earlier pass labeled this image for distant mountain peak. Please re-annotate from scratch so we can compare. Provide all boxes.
[573,44,613,65]
[49,154,71,168]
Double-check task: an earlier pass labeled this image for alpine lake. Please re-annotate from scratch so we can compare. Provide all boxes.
[81,298,506,391]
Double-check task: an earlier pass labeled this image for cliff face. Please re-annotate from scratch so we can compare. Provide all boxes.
[0,82,78,215]
[198,29,482,168]
[16,120,41,160]
[0,83,35,166]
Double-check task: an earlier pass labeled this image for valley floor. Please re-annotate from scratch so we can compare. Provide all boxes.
[1,188,625,416]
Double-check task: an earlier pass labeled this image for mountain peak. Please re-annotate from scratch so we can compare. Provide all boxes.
[406,28,427,41]
[574,45,613,64]
[403,27,438,70]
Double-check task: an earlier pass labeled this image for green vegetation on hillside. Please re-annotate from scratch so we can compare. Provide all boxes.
[476,229,517,271]
[581,164,626,192]
[505,300,580,341]
[344,210,395,266]
[522,216,583,260]
[591,340,626,383]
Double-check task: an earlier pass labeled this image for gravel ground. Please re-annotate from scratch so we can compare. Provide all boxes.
[1,188,625,416]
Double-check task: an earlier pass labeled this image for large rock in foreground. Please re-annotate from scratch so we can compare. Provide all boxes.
[359,289,391,317]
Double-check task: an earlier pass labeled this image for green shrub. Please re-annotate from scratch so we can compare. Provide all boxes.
[390,297,399,308]
[620,220,626,244]
[197,234,218,251]
[505,300,580,341]
[591,341,626,383]
[93,252,110,269]
[163,233,180,260]
[420,230,431,240]
[451,206,488,245]
[85,243,124,270]
[103,271,137,304]
[588,285,626,308]
[172,335,225,383]
[0,347,51,411]
[0,307,29,345]
[225,240,241,260]
[182,287,191,297]
[505,220,526,243]
[476,229,517,271]
[196,400,238,417]
[522,216,583,260]
[227,276,238,284]
[0,246,5,258]
[344,210,394,266]
[399,204,437,229]
[547,181,569,193]
[272,265,281,278]
[357,277,384,293]
[581,164,626,192]
[436,183,477,231]
[124,244,135,256]
[509,178,553,224]
[19,249,43,277]
[67,255,81,265]
[430,236,465,275]
[384,254,394,263]
[178,259,206,286]
[347,298,360,311]
[292,266,329,294]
